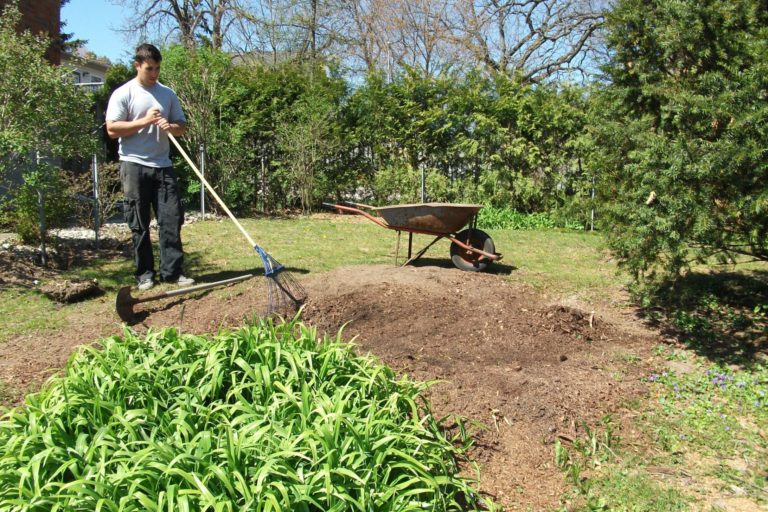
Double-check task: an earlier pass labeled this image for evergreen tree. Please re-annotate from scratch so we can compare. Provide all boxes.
[593,0,768,291]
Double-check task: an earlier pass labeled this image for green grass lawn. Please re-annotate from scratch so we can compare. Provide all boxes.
[181,218,622,298]
[0,217,617,343]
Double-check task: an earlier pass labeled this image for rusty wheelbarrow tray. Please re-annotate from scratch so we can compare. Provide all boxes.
[324,202,503,271]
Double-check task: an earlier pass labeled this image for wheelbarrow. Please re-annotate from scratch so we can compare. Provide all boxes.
[324,202,502,271]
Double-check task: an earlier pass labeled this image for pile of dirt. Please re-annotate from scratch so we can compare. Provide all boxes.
[301,266,654,508]
[0,262,657,509]
[0,251,57,288]
[39,278,103,303]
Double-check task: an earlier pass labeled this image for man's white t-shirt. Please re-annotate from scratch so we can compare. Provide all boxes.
[105,78,186,168]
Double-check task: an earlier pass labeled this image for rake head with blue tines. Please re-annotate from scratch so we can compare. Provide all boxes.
[254,245,306,314]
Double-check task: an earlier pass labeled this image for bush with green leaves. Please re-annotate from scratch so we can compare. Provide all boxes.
[344,70,589,212]
[0,3,96,162]
[1,165,75,243]
[67,161,123,231]
[0,318,496,511]
[371,158,421,205]
[275,93,343,214]
[0,2,98,241]
[477,206,583,231]
[593,0,768,294]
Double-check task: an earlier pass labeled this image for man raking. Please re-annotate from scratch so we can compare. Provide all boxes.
[106,43,194,291]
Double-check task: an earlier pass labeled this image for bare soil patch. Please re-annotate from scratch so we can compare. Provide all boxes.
[0,246,658,509]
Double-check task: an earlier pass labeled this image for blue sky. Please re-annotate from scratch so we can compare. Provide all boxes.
[61,0,134,64]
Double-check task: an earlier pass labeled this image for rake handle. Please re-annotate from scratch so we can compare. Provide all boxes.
[168,133,257,249]
[138,274,255,304]
[115,273,256,322]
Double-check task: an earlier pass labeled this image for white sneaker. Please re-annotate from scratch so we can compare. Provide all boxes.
[174,274,195,287]
[138,279,154,291]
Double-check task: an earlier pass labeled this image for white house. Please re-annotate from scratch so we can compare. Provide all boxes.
[62,50,110,93]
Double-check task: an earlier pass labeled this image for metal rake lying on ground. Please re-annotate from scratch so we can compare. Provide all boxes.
[168,133,306,315]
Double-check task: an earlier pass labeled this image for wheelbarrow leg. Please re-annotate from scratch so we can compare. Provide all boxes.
[395,230,401,266]
[402,235,445,266]
[394,230,415,266]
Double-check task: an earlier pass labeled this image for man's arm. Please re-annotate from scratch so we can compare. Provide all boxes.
[106,107,160,139]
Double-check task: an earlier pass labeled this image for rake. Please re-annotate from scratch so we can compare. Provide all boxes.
[168,133,306,315]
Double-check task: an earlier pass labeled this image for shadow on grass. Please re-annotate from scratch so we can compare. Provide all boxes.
[72,248,309,300]
[184,250,310,280]
[406,256,516,275]
[648,269,768,366]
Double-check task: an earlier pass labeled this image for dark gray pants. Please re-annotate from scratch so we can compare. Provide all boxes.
[120,161,185,283]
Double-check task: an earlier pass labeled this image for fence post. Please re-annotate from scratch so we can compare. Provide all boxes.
[199,144,206,218]
[37,189,47,266]
[590,175,595,232]
[36,151,47,266]
[92,153,100,249]
[260,152,266,213]
[420,163,426,203]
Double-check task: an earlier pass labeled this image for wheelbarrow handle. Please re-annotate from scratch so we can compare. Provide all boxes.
[343,201,376,210]
[448,234,502,261]
[323,203,390,229]
[322,201,375,210]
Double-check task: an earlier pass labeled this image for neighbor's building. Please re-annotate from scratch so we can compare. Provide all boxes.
[0,0,61,64]
[62,51,110,93]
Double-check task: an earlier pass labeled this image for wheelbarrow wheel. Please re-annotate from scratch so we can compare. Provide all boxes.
[450,228,495,272]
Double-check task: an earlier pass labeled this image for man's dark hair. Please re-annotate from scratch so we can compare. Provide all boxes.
[134,44,162,64]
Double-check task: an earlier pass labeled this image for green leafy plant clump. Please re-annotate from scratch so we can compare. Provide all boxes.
[553,415,691,511]
[477,206,583,231]
[0,318,494,511]
[641,356,768,504]
[2,164,75,243]
[645,363,768,456]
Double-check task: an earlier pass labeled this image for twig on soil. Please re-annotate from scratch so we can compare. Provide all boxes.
[179,304,186,334]
[491,408,501,432]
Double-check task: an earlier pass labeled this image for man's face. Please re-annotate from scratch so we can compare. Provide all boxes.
[135,59,160,86]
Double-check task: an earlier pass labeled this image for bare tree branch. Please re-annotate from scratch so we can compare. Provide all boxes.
[456,0,606,82]
[115,0,249,50]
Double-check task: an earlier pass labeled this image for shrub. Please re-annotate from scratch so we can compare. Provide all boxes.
[0,318,496,511]
[1,164,74,243]
[477,205,582,230]
[67,161,123,230]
